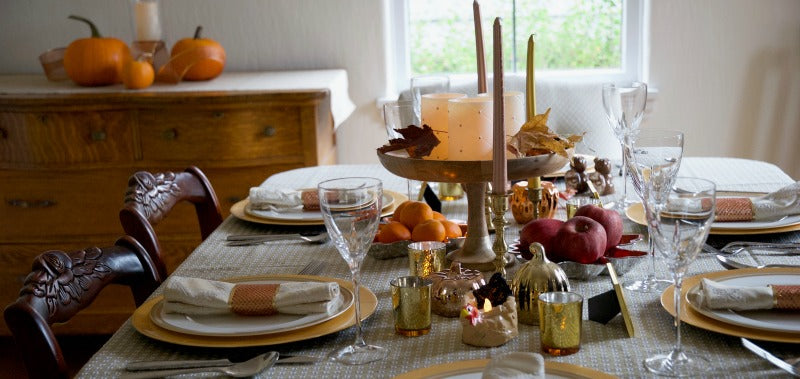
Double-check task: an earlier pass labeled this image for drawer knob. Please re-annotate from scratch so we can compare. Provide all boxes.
[90,130,107,141]
[0,128,6,139]
[213,112,225,119]
[8,199,56,208]
[38,114,48,124]
[262,126,276,137]
[163,128,178,140]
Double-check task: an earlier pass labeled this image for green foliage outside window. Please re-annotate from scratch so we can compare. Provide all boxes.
[409,0,622,76]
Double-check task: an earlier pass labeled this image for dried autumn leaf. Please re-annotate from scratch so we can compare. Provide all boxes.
[507,107,584,158]
[377,124,440,158]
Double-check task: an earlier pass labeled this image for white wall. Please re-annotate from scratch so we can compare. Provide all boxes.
[1,1,798,177]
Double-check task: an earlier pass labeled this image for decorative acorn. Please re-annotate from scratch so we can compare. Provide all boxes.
[511,242,570,325]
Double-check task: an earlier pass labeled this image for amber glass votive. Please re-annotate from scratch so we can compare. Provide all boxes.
[538,291,583,356]
[391,276,432,337]
[408,241,446,277]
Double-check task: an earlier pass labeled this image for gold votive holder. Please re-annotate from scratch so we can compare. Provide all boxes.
[438,182,464,201]
[408,241,446,277]
[391,276,432,337]
[565,196,602,219]
[538,291,583,356]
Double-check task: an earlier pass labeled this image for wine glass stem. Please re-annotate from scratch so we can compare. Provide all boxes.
[620,142,630,204]
[351,269,366,347]
[647,235,657,282]
[673,274,684,354]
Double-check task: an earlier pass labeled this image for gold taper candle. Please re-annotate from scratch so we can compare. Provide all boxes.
[492,18,506,195]
[474,0,487,94]
[526,34,536,119]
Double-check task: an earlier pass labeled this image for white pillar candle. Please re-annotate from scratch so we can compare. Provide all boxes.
[504,91,525,156]
[421,93,467,160]
[448,96,494,161]
[135,0,162,41]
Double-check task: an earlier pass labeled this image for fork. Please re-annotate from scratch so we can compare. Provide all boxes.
[297,260,325,275]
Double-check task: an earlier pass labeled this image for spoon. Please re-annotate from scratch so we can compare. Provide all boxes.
[226,232,329,246]
[715,254,799,270]
[121,351,278,379]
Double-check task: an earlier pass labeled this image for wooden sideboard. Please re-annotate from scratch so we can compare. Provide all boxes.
[0,75,338,335]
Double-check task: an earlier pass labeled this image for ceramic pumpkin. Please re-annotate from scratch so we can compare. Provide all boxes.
[170,26,226,81]
[63,15,131,86]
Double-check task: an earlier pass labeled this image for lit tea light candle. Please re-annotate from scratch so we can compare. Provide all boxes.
[135,0,162,41]
[422,93,467,160]
[448,96,493,161]
[460,297,518,347]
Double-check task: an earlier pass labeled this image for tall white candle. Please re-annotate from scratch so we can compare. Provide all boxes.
[448,97,493,161]
[135,0,162,41]
[422,93,467,160]
[503,91,525,152]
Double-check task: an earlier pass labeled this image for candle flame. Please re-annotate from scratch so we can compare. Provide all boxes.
[483,298,492,312]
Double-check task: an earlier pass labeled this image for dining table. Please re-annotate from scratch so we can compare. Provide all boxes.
[78,158,800,378]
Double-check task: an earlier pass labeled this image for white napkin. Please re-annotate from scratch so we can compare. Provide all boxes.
[693,278,774,311]
[665,181,800,222]
[163,276,341,316]
[482,352,545,379]
[249,187,303,211]
[750,181,800,220]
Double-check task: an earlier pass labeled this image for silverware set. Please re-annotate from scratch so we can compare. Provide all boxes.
[703,242,800,270]
[123,352,322,378]
[741,338,800,377]
[225,232,329,246]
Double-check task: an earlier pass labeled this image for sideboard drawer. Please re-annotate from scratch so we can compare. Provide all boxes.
[0,170,130,240]
[138,106,304,163]
[0,111,135,166]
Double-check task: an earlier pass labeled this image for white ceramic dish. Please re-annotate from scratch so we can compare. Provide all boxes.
[685,272,800,333]
[150,278,354,337]
[245,192,394,221]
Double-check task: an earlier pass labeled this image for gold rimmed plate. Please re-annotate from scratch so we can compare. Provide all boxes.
[231,190,406,226]
[131,274,378,347]
[393,359,618,379]
[626,202,800,235]
[660,267,800,343]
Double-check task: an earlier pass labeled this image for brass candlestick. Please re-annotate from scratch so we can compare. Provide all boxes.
[490,193,510,276]
[528,184,543,220]
[485,186,495,231]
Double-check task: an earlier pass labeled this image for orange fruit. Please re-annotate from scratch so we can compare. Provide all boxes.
[440,219,463,239]
[432,211,447,221]
[392,200,412,222]
[378,221,411,243]
[399,201,434,230]
[411,219,446,242]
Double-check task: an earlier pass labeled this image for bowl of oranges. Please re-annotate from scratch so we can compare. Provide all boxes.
[369,200,467,260]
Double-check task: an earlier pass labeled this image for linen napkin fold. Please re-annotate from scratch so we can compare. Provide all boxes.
[163,276,342,316]
[665,181,800,222]
[692,278,800,311]
[249,187,320,211]
[482,352,545,379]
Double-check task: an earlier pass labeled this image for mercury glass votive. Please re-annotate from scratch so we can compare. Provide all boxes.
[391,276,432,337]
[408,241,446,277]
[538,291,583,356]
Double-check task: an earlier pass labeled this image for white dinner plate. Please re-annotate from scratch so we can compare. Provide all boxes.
[245,192,394,222]
[685,272,800,333]
[150,278,354,337]
[393,360,616,379]
[626,202,800,233]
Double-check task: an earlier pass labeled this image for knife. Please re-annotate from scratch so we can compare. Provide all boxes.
[125,354,321,371]
[741,338,800,377]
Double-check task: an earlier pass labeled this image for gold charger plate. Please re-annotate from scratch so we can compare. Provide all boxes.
[660,267,800,343]
[131,275,378,347]
[393,359,618,379]
[231,190,407,226]
[625,202,800,235]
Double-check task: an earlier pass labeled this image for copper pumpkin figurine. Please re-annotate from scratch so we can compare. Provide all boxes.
[510,181,559,224]
[426,262,485,317]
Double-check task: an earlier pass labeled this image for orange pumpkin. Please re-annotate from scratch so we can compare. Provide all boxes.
[63,15,131,86]
[170,26,226,81]
[122,59,154,89]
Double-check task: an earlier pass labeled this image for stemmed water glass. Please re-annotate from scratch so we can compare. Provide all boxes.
[602,82,648,210]
[383,101,421,200]
[318,177,388,365]
[410,75,450,120]
[643,177,715,377]
[625,129,684,293]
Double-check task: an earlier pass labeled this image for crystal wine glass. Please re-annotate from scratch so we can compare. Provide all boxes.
[383,101,421,200]
[625,129,684,293]
[602,82,648,211]
[318,177,388,365]
[643,177,715,376]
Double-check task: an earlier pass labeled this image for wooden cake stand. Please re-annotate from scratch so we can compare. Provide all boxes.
[378,150,569,272]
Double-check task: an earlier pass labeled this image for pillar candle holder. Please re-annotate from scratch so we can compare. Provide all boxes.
[489,193,509,276]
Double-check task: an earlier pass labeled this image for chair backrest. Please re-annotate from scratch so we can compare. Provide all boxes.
[119,166,223,278]
[3,236,161,379]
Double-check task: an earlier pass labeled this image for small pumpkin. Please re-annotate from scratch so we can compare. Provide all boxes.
[170,26,226,81]
[122,59,154,89]
[63,15,131,86]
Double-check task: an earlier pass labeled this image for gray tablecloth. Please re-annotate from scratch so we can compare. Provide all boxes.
[78,163,799,378]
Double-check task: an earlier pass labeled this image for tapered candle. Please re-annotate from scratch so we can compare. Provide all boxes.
[492,18,506,195]
[525,34,536,119]
[474,0,487,94]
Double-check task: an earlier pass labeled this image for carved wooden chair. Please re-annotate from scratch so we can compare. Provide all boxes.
[119,166,223,278]
[3,236,161,379]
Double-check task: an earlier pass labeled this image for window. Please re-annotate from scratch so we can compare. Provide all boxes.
[389,0,644,91]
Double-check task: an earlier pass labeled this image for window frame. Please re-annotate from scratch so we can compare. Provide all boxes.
[388,0,646,93]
